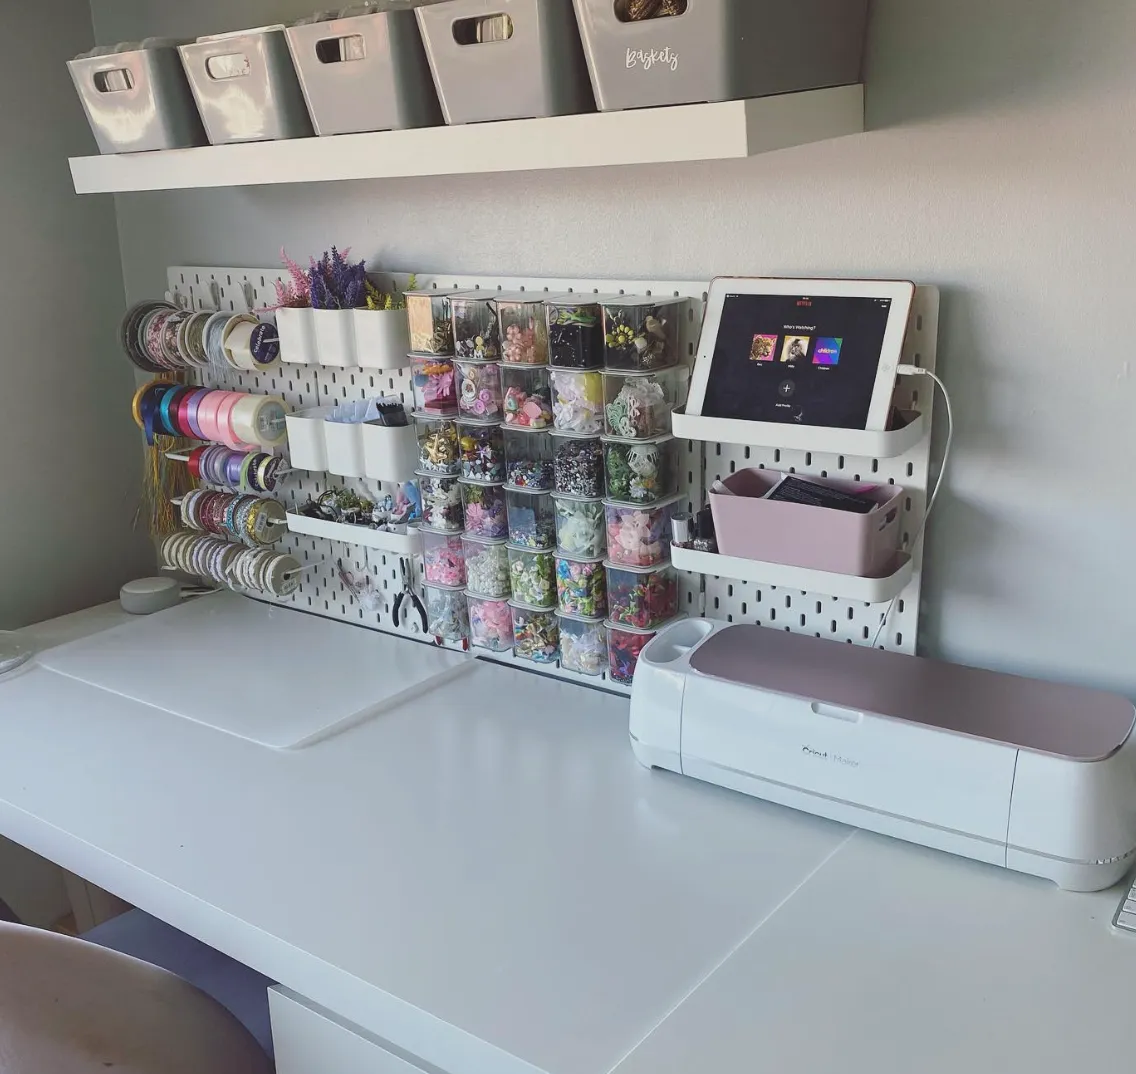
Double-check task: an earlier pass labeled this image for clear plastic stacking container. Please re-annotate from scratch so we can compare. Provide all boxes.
[546,298,603,369]
[462,535,511,599]
[558,613,606,677]
[510,601,560,664]
[603,435,679,505]
[424,583,469,642]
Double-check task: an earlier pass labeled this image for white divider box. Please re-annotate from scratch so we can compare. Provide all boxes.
[285,406,332,472]
[415,0,594,125]
[179,27,313,144]
[69,41,207,154]
[362,423,418,483]
[276,307,317,365]
[570,0,868,112]
[286,9,442,135]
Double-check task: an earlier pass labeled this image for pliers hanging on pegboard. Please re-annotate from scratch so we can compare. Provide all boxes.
[393,556,428,636]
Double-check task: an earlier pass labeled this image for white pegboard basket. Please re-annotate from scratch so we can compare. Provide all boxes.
[168,266,937,696]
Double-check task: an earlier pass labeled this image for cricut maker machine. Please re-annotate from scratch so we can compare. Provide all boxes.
[630,620,1136,891]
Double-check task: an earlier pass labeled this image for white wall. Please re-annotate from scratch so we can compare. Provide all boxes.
[0,2,151,631]
[90,0,1136,697]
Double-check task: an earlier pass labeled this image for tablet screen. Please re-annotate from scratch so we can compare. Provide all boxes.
[701,293,894,428]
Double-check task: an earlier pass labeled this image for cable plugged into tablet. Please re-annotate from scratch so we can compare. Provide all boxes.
[870,365,954,648]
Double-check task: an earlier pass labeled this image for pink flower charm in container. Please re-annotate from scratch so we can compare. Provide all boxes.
[497,295,549,366]
[423,531,466,588]
[456,360,503,422]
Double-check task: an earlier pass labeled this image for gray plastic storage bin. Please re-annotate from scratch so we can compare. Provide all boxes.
[286,9,442,135]
[570,0,868,112]
[179,27,314,144]
[415,0,594,125]
[68,40,207,154]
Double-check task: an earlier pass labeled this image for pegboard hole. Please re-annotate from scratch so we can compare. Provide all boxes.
[800,614,806,627]
[805,452,812,466]
[896,633,903,646]
[727,585,733,597]
[774,449,781,463]
[744,447,751,460]
[898,599,905,613]
[830,620,838,633]
[906,462,915,478]
[768,608,776,622]
[713,597,720,610]
[837,456,845,469]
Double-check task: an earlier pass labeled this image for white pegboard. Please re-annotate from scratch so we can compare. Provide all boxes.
[168,266,936,694]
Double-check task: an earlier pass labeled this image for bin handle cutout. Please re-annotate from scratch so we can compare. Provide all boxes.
[614,0,688,22]
[205,53,252,80]
[452,14,514,46]
[93,68,135,93]
[315,34,367,63]
[879,508,898,530]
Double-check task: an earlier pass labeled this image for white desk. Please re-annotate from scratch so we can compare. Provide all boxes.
[2,600,1133,1074]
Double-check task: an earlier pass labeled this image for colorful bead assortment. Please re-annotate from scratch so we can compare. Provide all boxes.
[606,564,678,629]
[463,536,511,598]
[551,370,604,435]
[452,295,501,361]
[605,498,678,567]
[553,495,607,558]
[502,365,553,429]
[458,422,505,482]
[507,489,556,549]
[498,300,548,365]
[467,595,513,652]
[456,361,503,421]
[511,604,560,664]
[417,418,461,474]
[558,615,607,677]
[424,584,469,641]
[505,429,554,490]
[508,547,556,607]
[411,356,457,414]
[607,623,656,685]
[556,557,607,618]
[423,532,466,587]
[418,473,464,532]
[604,436,678,505]
[553,435,604,498]
[602,299,683,372]
[460,481,508,540]
[547,302,603,370]
[603,372,673,440]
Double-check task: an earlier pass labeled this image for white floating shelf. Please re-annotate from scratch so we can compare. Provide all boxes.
[286,513,422,556]
[69,86,863,195]
[671,408,927,460]
[671,547,913,604]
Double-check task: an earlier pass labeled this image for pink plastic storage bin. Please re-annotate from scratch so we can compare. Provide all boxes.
[709,469,904,577]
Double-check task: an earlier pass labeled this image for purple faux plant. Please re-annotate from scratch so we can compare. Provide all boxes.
[308,246,368,310]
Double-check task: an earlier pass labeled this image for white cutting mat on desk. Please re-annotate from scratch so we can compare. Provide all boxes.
[37,593,473,749]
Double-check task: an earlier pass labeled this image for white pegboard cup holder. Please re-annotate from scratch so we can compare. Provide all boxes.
[277,306,317,365]
[278,306,410,369]
[285,406,333,472]
[312,307,357,368]
[361,422,418,484]
[710,468,904,578]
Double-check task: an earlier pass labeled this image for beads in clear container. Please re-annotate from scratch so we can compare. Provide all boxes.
[547,300,603,370]
[556,555,607,618]
[508,546,556,607]
[460,480,508,539]
[553,434,604,498]
[418,472,464,532]
[406,291,454,355]
[467,594,513,652]
[501,365,553,429]
[456,361,503,421]
[423,583,468,641]
[462,535,511,598]
[604,497,679,567]
[603,369,679,440]
[603,435,679,505]
[423,531,466,587]
[451,294,500,361]
[498,296,549,366]
[551,369,604,435]
[505,428,554,490]
[558,614,606,677]
[507,488,555,549]
[605,563,678,629]
[458,421,505,482]
[553,494,606,559]
[412,356,457,414]
[602,297,685,371]
[511,603,559,664]
[607,621,658,685]
[416,417,460,475]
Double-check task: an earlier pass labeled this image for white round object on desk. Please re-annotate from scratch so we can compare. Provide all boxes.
[120,578,182,616]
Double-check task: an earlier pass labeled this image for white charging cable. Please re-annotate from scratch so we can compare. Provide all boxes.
[869,365,954,649]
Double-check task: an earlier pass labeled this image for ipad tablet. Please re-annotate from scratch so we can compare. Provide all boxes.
[686,278,916,431]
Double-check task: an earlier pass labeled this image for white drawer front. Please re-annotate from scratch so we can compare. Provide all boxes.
[270,986,429,1074]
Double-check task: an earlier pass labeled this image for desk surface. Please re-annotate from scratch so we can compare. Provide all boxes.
[2,597,1134,1074]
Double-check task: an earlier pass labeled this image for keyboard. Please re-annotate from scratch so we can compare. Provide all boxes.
[1114,876,1136,934]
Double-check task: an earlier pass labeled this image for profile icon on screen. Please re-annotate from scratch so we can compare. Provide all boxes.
[781,336,810,363]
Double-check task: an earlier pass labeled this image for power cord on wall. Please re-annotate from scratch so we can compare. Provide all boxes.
[869,365,954,649]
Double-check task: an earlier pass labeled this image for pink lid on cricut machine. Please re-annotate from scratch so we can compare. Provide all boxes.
[688,626,1135,762]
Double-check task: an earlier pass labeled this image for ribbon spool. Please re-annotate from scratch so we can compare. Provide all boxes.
[160,532,302,598]
[132,382,288,451]
[178,489,287,547]
[186,447,284,493]
[120,302,279,373]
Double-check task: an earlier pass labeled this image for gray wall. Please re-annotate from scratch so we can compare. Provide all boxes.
[0,1,151,631]
[90,0,1136,696]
